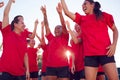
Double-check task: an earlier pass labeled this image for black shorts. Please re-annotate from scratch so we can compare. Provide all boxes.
[74,69,85,80]
[46,66,70,78]
[85,55,115,67]
[0,72,26,80]
[41,72,46,76]
[30,71,38,78]
[97,72,105,76]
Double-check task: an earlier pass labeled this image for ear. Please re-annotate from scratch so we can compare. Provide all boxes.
[14,22,18,28]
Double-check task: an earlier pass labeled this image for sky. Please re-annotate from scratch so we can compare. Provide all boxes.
[0,0,120,67]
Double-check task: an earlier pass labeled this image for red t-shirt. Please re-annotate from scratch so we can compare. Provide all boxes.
[74,12,114,56]
[27,47,38,72]
[98,65,104,73]
[0,25,31,76]
[46,33,69,67]
[71,36,84,71]
[41,44,48,72]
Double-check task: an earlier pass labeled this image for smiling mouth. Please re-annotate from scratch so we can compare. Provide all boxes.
[83,7,87,12]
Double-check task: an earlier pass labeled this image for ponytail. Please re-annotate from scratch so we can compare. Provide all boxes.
[11,15,23,31]
[93,2,102,20]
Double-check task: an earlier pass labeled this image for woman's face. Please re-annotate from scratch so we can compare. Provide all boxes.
[29,39,35,47]
[82,1,94,15]
[54,25,62,37]
[14,16,25,32]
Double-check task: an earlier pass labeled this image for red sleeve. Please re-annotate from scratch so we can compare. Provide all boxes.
[46,33,54,42]
[1,25,11,36]
[103,12,114,29]
[41,44,47,51]
[74,12,82,25]
[22,29,32,38]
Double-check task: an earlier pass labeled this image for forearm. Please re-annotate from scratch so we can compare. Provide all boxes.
[24,53,29,73]
[2,0,13,28]
[69,29,79,44]
[61,0,75,20]
[44,13,51,35]
[112,26,118,46]
[30,23,38,39]
[59,12,67,34]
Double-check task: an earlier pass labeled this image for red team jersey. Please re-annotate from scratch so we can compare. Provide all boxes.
[46,33,69,67]
[27,47,38,72]
[74,12,114,56]
[0,25,31,76]
[71,36,84,72]
[41,44,48,73]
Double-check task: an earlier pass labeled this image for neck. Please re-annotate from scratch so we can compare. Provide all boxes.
[13,29,21,35]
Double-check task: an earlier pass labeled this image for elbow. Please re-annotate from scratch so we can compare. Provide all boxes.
[64,10,69,17]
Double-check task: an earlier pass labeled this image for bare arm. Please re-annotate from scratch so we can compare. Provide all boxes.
[61,0,76,21]
[41,21,45,43]
[41,6,51,36]
[36,22,46,44]
[29,19,39,39]
[66,21,79,44]
[24,53,30,79]
[57,3,67,34]
[36,21,46,48]
[106,24,118,57]
[2,0,15,29]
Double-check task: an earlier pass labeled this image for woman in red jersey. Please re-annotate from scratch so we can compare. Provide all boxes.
[27,19,39,80]
[41,3,74,80]
[36,21,48,80]
[61,0,119,80]
[0,0,38,80]
[66,21,85,80]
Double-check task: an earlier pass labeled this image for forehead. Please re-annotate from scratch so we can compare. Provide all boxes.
[55,25,62,29]
[18,16,24,21]
[83,1,91,5]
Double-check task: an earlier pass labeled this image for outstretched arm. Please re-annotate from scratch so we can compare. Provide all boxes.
[41,5,51,36]
[29,19,39,39]
[56,3,67,34]
[36,21,46,46]
[2,0,15,29]
[0,1,4,8]
[66,21,79,44]
[60,0,75,21]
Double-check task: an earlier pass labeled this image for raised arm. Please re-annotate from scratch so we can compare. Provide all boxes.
[60,0,75,21]
[41,6,51,36]
[66,21,79,44]
[56,3,67,34]
[0,1,4,8]
[29,19,39,39]
[2,0,15,29]
[36,21,46,46]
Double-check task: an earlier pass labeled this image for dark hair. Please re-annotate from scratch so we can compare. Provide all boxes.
[85,0,94,3]
[93,2,102,20]
[85,0,102,20]
[27,39,30,43]
[11,15,23,31]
